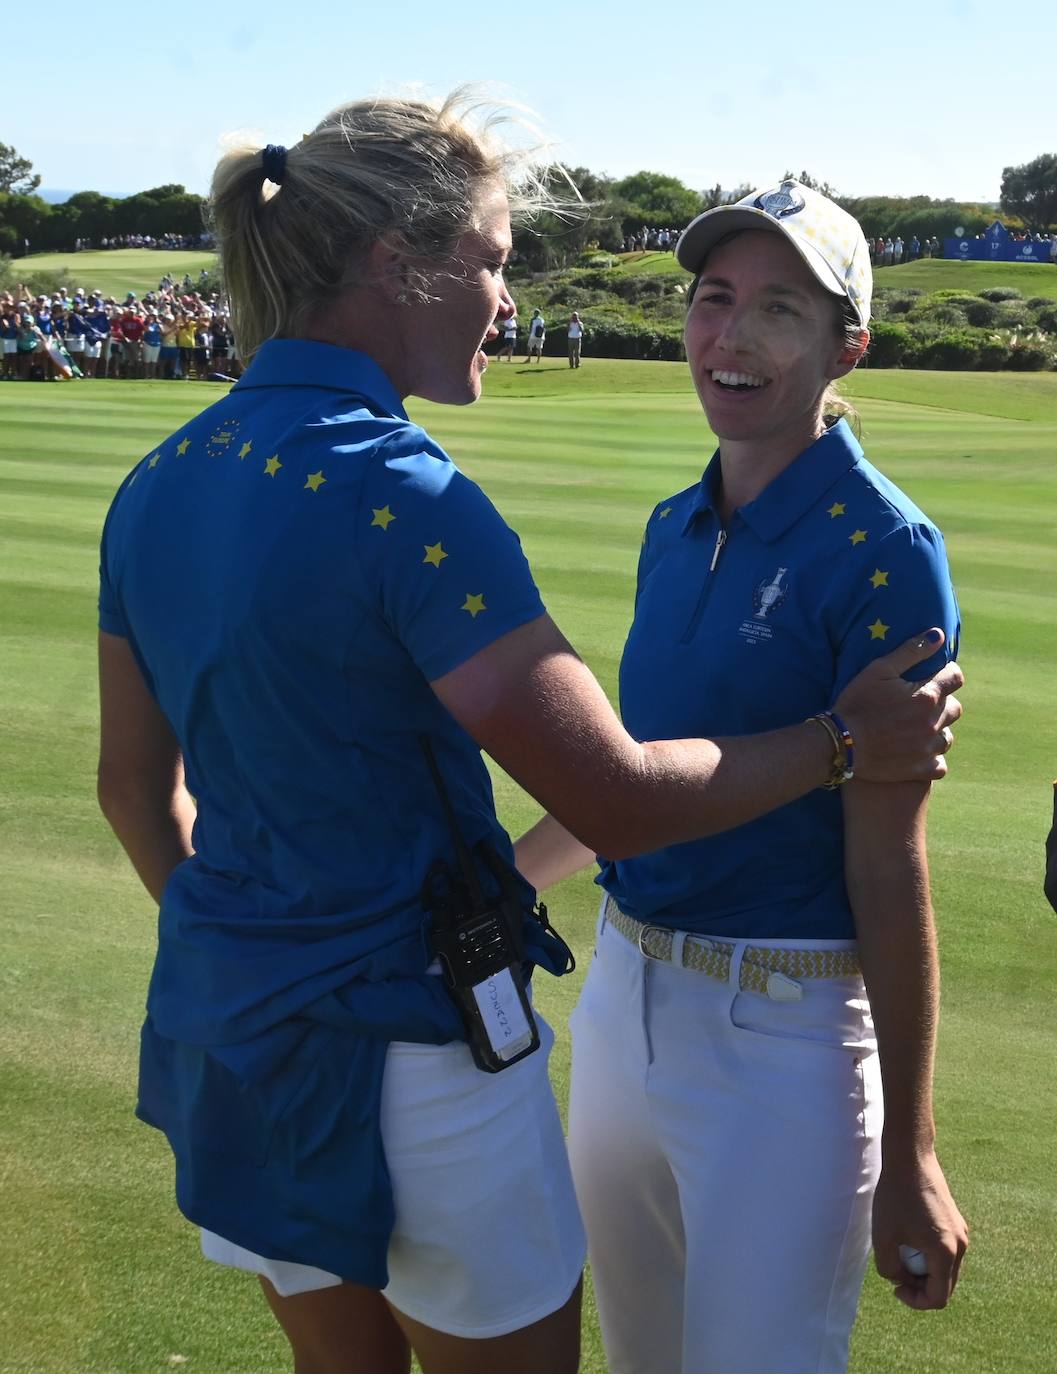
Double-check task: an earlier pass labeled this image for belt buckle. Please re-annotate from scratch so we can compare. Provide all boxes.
[637,923,665,960]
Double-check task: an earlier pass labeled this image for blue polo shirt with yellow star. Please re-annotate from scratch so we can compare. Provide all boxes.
[599,417,960,940]
[98,338,565,1285]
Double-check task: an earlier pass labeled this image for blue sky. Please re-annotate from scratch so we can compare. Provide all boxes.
[8,0,1054,203]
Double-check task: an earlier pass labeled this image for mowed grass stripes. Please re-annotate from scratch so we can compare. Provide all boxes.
[2,362,1056,1373]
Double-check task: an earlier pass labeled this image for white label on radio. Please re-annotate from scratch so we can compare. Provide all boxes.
[472,968,534,1060]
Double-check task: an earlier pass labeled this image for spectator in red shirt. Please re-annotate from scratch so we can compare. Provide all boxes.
[122,309,145,379]
[108,309,125,378]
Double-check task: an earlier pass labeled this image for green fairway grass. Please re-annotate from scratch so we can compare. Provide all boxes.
[2,363,1056,1372]
[14,248,217,299]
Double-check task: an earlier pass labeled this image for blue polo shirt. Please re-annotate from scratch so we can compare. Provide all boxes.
[600,418,960,940]
[98,338,569,1284]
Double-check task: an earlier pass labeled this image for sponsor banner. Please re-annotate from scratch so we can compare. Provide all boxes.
[944,219,1055,262]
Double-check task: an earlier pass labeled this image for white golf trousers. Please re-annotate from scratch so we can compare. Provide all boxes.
[568,907,882,1374]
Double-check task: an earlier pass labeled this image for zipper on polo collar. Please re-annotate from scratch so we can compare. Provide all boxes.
[680,527,727,644]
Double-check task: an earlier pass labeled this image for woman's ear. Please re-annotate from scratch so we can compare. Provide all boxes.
[368,239,410,304]
[831,328,870,378]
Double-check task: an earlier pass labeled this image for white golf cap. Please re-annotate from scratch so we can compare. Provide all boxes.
[676,179,872,327]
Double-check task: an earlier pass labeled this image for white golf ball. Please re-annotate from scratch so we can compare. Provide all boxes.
[899,1244,928,1276]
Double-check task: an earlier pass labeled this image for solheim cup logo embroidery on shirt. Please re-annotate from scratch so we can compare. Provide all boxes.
[207,418,241,457]
[754,181,806,220]
[739,566,790,647]
[753,567,788,619]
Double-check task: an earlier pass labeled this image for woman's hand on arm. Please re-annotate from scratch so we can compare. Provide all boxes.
[843,779,968,1311]
[430,615,960,860]
[97,631,196,903]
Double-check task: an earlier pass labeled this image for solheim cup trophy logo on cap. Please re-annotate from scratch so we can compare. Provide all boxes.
[754,180,806,221]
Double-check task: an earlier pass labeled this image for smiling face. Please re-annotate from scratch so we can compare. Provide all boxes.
[684,230,860,455]
[399,183,515,407]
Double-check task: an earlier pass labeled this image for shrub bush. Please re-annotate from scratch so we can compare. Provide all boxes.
[910,300,969,328]
[993,301,1031,328]
[976,335,1012,369]
[978,287,1023,302]
[885,294,920,315]
[964,299,999,327]
[581,317,684,360]
[1026,296,1052,310]
[1032,306,1057,333]
[1006,333,1056,371]
[866,321,915,367]
[982,330,1057,371]
[916,330,980,370]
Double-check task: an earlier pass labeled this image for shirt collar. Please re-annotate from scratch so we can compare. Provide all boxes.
[681,418,863,543]
[232,339,408,420]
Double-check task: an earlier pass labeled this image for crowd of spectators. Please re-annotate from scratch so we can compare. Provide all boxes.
[1,273,237,383]
[871,235,937,266]
[619,227,680,253]
[73,232,212,252]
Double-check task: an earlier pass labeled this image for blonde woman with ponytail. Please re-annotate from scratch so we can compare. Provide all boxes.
[96,104,963,1373]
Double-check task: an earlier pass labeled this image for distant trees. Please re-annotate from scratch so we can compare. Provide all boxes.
[839,195,993,243]
[781,170,842,200]
[0,181,206,255]
[0,143,39,195]
[1000,154,1057,234]
[612,171,701,229]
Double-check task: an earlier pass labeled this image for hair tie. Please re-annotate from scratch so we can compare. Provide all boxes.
[261,144,287,186]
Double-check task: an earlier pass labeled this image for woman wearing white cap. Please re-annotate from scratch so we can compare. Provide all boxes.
[517,180,968,1373]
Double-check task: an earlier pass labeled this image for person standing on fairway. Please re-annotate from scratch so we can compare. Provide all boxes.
[526,307,545,361]
[516,181,969,1374]
[566,311,584,368]
[96,113,964,1374]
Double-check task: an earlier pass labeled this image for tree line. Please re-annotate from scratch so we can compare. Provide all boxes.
[1,141,1055,265]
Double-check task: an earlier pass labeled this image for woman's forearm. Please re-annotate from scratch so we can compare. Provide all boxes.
[515,813,597,891]
[844,780,937,1158]
[99,783,196,904]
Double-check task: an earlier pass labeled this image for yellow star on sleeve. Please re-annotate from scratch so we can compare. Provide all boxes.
[176,437,190,456]
[263,455,282,477]
[826,501,846,518]
[849,529,867,545]
[868,618,890,640]
[869,568,889,588]
[423,542,448,568]
[304,470,326,492]
[148,452,161,468]
[658,506,673,519]
[238,441,253,460]
[461,593,486,618]
[371,505,396,530]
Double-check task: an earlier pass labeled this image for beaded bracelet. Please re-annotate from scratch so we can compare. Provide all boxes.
[806,709,856,789]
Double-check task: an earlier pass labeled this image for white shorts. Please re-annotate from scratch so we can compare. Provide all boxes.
[202,1011,585,1339]
[65,335,84,353]
[528,338,544,354]
[84,341,102,359]
[569,904,882,1374]
[143,343,161,363]
[2,338,15,355]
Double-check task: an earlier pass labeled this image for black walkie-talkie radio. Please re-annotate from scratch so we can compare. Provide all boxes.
[420,738,542,1073]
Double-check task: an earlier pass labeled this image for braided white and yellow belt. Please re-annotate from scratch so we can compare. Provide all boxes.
[603,895,860,998]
